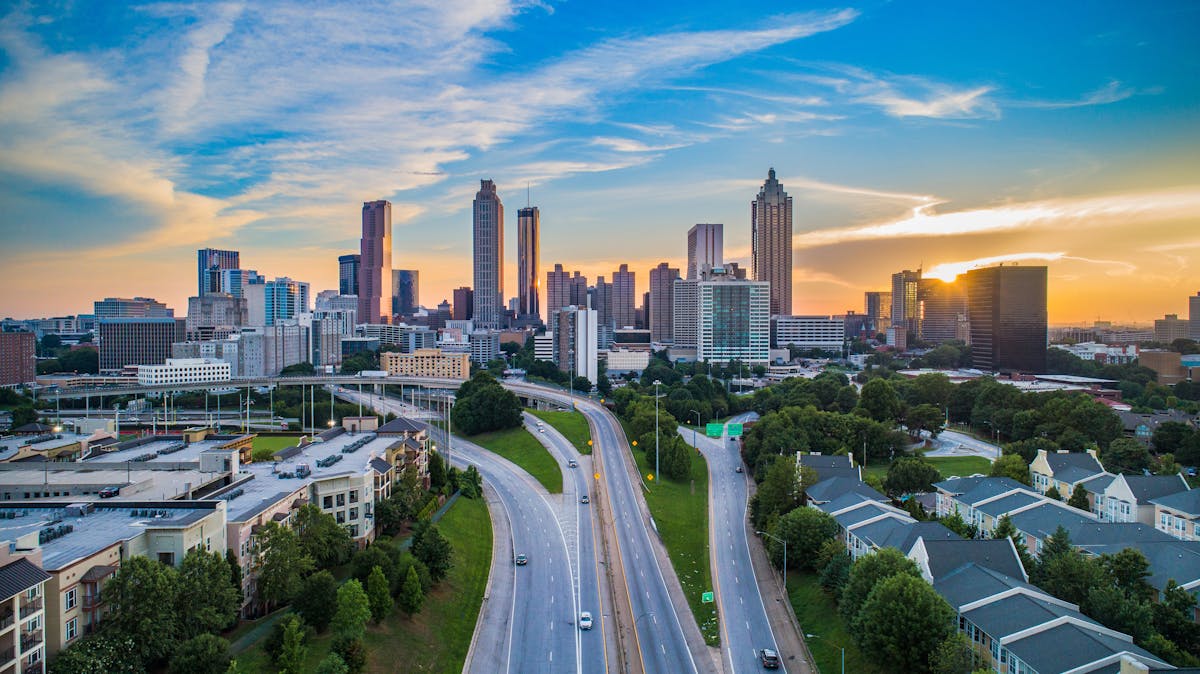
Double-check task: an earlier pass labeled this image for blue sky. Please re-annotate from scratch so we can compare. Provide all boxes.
[1,1,1198,323]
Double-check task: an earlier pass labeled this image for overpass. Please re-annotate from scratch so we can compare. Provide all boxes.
[46,375,467,400]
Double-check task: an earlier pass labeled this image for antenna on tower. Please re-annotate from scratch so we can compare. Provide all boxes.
[526,182,530,208]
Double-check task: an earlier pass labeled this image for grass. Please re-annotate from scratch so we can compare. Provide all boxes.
[863,455,993,484]
[250,435,302,463]
[786,571,877,674]
[529,409,592,454]
[235,496,493,673]
[620,421,719,645]
[470,426,563,494]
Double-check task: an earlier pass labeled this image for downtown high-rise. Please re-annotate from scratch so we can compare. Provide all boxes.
[687,223,723,279]
[891,269,922,336]
[751,168,793,316]
[197,248,240,296]
[339,254,360,296]
[612,264,636,330]
[473,180,504,329]
[393,270,419,316]
[649,262,680,343]
[518,206,540,320]
[965,265,1048,373]
[358,200,392,324]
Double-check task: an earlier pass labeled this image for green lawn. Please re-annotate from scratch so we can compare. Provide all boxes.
[529,409,592,454]
[470,426,563,494]
[621,421,718,645]
[250,435,302,463]
[786,571,878,674]
[863,455,993,483]
[234,496,493,673]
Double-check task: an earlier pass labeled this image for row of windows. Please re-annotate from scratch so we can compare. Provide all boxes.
[321,491,360,509]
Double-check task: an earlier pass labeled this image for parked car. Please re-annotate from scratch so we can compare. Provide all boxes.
[760,648,780,669]
[98,486,120,498]
[515,553,528,566]
[579,611,592,630]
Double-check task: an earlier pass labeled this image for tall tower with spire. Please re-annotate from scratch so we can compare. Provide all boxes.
[751,168,793,316]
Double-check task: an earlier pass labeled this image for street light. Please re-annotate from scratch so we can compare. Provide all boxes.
[756,529,787,593]
[804,633,845,674]
[691,410,702,447]
[653,379,662,485]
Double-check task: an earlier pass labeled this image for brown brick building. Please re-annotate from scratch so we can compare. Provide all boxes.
[0,332,36,386]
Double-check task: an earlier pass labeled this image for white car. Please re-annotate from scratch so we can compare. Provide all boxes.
[579,611,592,630]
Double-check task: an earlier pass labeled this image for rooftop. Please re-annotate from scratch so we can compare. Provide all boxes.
[1151,489,1200,515]
[921,538,1026,582]
[0,558,51,601]
[1005,621,1167,673]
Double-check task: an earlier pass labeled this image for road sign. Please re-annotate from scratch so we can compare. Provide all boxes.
[594,473,600,480]
[701,591,714,603]
[647,474,654,481]
[705,423,724,438]
[727,423,744,437]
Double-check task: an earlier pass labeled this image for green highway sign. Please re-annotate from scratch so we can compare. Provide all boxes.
[701,591,714,603]
[705,423,724,438]
[727,423,744,437]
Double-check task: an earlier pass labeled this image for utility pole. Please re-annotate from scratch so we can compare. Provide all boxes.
[654,379,662,484]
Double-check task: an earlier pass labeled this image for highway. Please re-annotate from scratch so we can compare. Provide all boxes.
[680,414,783,674]
[506,383,710,674]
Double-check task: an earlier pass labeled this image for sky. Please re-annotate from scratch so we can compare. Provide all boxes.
[1,1,1198,325]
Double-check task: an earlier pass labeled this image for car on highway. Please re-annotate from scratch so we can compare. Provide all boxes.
[735,465,743,473]
[568,459,578,468]
[579,494,590,504]
[515,553,528,566]
[759,648,780,669]
[579,611,592,630]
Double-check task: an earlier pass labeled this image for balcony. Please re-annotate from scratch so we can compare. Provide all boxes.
[0,646,13,663]
[0,612,12,631]
[24,665,43,674]
[19,629,41,652]
[81,594,102,610]
[17,599,40,619]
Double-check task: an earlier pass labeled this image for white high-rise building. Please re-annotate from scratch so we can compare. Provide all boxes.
[696,274,770,364]
[687,223,723,279]
[672,279,699,349]
[552,305,598,385]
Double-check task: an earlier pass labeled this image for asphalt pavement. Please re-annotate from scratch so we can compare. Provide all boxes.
[923,428,1001,461]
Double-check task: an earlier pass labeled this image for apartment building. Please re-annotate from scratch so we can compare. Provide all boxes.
[0,557,50,674]
[380,349,470,380]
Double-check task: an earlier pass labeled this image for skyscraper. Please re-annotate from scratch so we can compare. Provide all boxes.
[472,180,504,329]
[1190,291,1200,340]
[672,279,699,349]
[339,254,360,296]
[197,248,240,296]
[393,270,419,316]
[864,291,892,334]
[697,273,770,364]
[687,223,723,279]
[264,277,310,326]
[452,287,473,321]
[551,305,598,385]
[612,264,636,330]
[93,297,174,318]
[359,201,392,324]
[592,276,613,349]
[570,272,589,308]
[649,262,680,343]
[546,264,571,322]
[518,206,540,320]
[918,278,968,344]
[891,269,922,336]
[751,168,793,316]
[965,265,1048,373]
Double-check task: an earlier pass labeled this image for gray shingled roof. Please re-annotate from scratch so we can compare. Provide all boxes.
[806,477,884,505]
[369,457,393,474]
[1045,451,1103,479]
[1069,522,1177,548]
[1081,472,1117,495]
[1009,502,1097,539]
[796,454,853,469]
[817,492,884,515]
[877,521,960,554]
[958,478,1029,506]
[922,539,1026,582]
[833,503,899,529]
[1121,474,1189,502]
[1085,540,1200,592]
[933,563,1043,609]
[1005,622,1169,673]
[1151,488,1200,516]
[847,516,914,551]
[933,476,987,495]
[376,417,425,434]
[0,558,50,602]
[974,491,1042,518]
[964,592,1095,640]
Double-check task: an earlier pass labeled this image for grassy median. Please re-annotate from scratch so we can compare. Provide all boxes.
[787,571,874,674]
[470,426,563,494]
[529,409,592,455]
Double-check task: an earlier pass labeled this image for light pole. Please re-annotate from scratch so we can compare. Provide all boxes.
[756,529,787,593]
[691,410,702,447]
[654,379,662,485]
[805,633,844,674]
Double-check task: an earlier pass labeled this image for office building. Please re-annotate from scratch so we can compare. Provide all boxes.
[518,206,540,320]
[243,283,266,327]
[432,300,452,330]
[1191,291,1200,340]
[172,338,243,376]
[197,248,240,296]
[551,306,599,385]
[218,269,261,299]
[393,269,419,316]
[185,294,247,340]
[918,278,968,344]
[469,331,500,365]
[891,269,922,336]
[381,349,470,380]
[1155,314,1191,344]
[649,262,680,343]
[358,200,392,325]
[0,331,36,387]
[591,277,613,350]
[612,264,636,331]
[751,168,793,316]
[0,558,49,670]
[137,358,231,386]
[672,279,700,349]
[697,274,770,364]
[965,265,1048,373]
[451,287,473,321]
[98,317,186,371]
[263,277,310,326]
[687,223,723,279]
[314,308,356,336]
[772,316,846,350]
[533,333,555,362]
[357,324,436,352]
[640,291,650,330]
[472,180,504,329]
[339,254,361,297]
[546,265,587,322]
[865,291,892,334]
[93,297,173,319]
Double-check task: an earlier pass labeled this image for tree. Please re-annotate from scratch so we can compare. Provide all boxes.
[315,653,350,674]
[883,458,942,496]
[929,633,977,674]
[1083,584,1154,643]
[939,511,977,539]
[1153,580,1200,656]
[857,378,902,423]
[428,450,447,490]
[906,403,946,439]
[100,555,180,666]
[40,333,62,354]
[366,565,393,623]
[176,549,240,639]
[1102,438,1152,474]
[294,570,339,632]
[333,636,367,674]
[452,372,523,434]
[572,376,592,392]
[274,615,308,674]
[768,507,840,572]
[1153,422,1196,455]
[839,548,921,626]
[168,634,231,674]
[854,574,954,673]
[226,549,244,609]
[1045,485,1062,501]
[293,504,354,569]
[331,579,372,642]
[10,404,38,428]
[819,545,853,595]
[989,454,1031,485]
[280,362,316,376]
[412,521,454,583]
[49,634,142,674]
[1067,483,1091,511]
[660,435,692,481]
[59,346,99,374]
[1040,551,1105,606]
[397,564,425,616]
[255,522,314,607]
[1099,547,1154,601]
[749,456,806,531]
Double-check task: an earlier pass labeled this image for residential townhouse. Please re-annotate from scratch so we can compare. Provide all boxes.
[1151,489,1200,541]
[1097,474,1189,525]
[1029,448,1105,497]
[804,476,886,507]
[0,557,50,674]
[795,452,860,484]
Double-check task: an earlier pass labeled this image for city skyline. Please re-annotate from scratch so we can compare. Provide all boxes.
[1,2,1198,324]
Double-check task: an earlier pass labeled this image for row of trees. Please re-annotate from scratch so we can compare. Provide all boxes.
[451,372,523,436]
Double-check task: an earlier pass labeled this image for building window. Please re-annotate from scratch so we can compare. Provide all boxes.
[1162,513,1170,527]
[323,496,333,509]
[336,511,345,524]
[349,507,358,521]
[27,648,41,666]
[336,493,346,507]
[349,491,359,504]
[158,552,175,565]
[26,614,41,632]
[64,588,76,611]
[66,617,77,641]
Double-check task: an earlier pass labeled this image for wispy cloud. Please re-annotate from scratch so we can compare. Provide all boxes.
[1015,80,1135,109]
[785,65,999,119]
[590,137,690,153]
[924,252,1137,282]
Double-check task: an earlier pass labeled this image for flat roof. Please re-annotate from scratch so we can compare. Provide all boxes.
[0,432,90,454]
